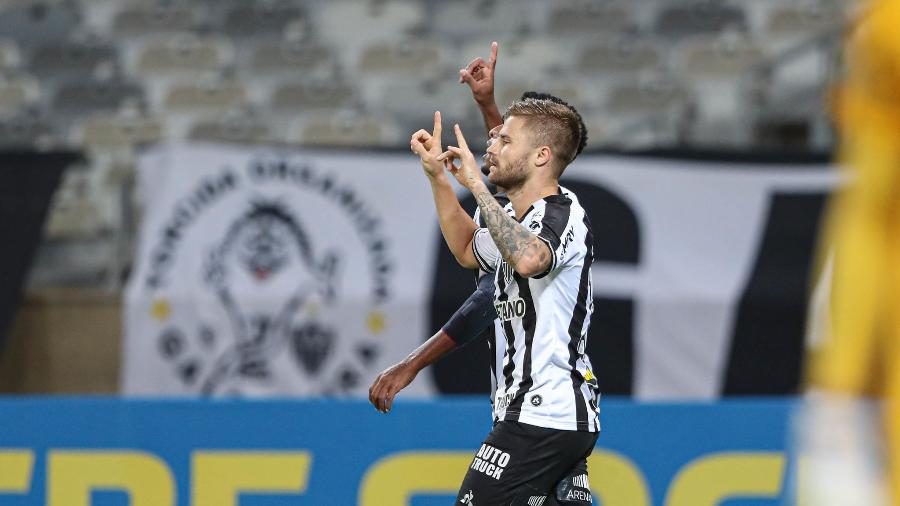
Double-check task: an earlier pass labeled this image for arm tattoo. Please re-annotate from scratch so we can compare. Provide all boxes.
[473,188,551,273]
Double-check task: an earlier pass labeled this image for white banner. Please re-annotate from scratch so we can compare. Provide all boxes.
[124,143,441,397]
[123,143,839,399]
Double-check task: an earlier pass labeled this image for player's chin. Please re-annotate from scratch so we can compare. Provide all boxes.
[486,165,499,183]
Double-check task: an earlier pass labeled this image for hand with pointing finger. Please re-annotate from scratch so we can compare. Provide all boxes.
[459,41,499,107]
[409,111,445,180]
[437,124,485,193]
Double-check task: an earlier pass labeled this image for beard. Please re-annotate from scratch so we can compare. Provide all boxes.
[487,154,529,190]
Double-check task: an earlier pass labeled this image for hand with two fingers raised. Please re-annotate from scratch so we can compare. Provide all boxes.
[437,124,485,192]
[409,111,445,180]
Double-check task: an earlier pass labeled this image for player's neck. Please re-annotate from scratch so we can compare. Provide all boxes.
[506,179,559,221]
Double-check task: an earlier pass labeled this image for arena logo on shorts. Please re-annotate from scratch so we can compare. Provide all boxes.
[560,474,592,503]
[471,444,511,480]
[494,297,526,322]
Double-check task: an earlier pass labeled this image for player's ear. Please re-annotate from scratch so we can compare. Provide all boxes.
[534,145,552,169]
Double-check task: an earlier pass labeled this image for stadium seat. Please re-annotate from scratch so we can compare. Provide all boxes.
[0,39,21,70]
[79,112,163,148]
[680,36,765,77]
[29,37,118,81]
[111,4,196,36]
[546,1,633,35]
[375,79,475,118]
[577,38,663,75]
[250,40,334,76]
[766,3,844,38]
[44,170,108,240]
[655,2,748,38]
[137,35,233,76]
[316,0,425,47]
[357,39,448,79]
[0,1,81,47]
[434,0,529,39]
[271,80,358,112]
[52,78,145,116]
[222,2,307,39]
[0,74,39,117]
[293,110,398,147]
[188,116,273,144]
[163,81,248,112]
[606,78,689,115]
[0,109,54,147]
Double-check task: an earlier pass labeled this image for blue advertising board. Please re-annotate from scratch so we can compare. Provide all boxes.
[0,398,797,505]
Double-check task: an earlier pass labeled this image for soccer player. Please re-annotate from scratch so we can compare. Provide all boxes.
[367,42,590,412]
[803,2,900,504]
[423,99,598,504]
[369,43,596,505]
[440,96,598,504]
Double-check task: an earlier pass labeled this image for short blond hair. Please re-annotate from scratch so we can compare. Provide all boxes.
[504,98,582,174]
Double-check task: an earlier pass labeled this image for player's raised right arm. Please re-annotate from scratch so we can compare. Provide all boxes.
[459,41,503,135]
[410,111,479,269]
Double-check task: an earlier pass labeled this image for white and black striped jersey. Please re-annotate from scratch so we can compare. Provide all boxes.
[472,187,599,432]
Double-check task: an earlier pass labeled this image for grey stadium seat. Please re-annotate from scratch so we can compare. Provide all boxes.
[112,4,196,36]
[546,1,633,35]
[767,3,844,38]
[680,37,765,77]
[80,113,163,148]
[433,0,529,39]
[655,2,748,38]
[250,40,334,76]
[0,1,81,47]
[358,39,447,79]
[137,36,232,76]
[52,78,145,115]
[29,38,118,80]
[0,39,21,70]
[577,38,662,75]
[294,111,396,147]
[606,79,689,115]
[0,109,54,147]
[164,81,248,112]
[271,81,358,111]
[222,2,307,38]
[188,117,273,144]
[0,74,38,117]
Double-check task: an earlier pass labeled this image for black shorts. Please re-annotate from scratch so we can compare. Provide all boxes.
[455,420,598,506]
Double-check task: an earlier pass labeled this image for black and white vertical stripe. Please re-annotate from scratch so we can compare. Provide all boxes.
[479,188,600,432]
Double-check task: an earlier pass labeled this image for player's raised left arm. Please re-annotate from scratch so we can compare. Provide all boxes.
[411,112,480,269]
[437,125,552,278]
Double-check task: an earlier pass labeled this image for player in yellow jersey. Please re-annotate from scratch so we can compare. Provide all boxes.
[803,1,900,504]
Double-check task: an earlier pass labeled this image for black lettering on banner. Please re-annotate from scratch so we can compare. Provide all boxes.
[429,195,495,394]
[562,180,640,396]
[723,192,827,395]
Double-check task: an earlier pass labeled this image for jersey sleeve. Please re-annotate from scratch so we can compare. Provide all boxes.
[472,227,500,273]
[528,198,582,279]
